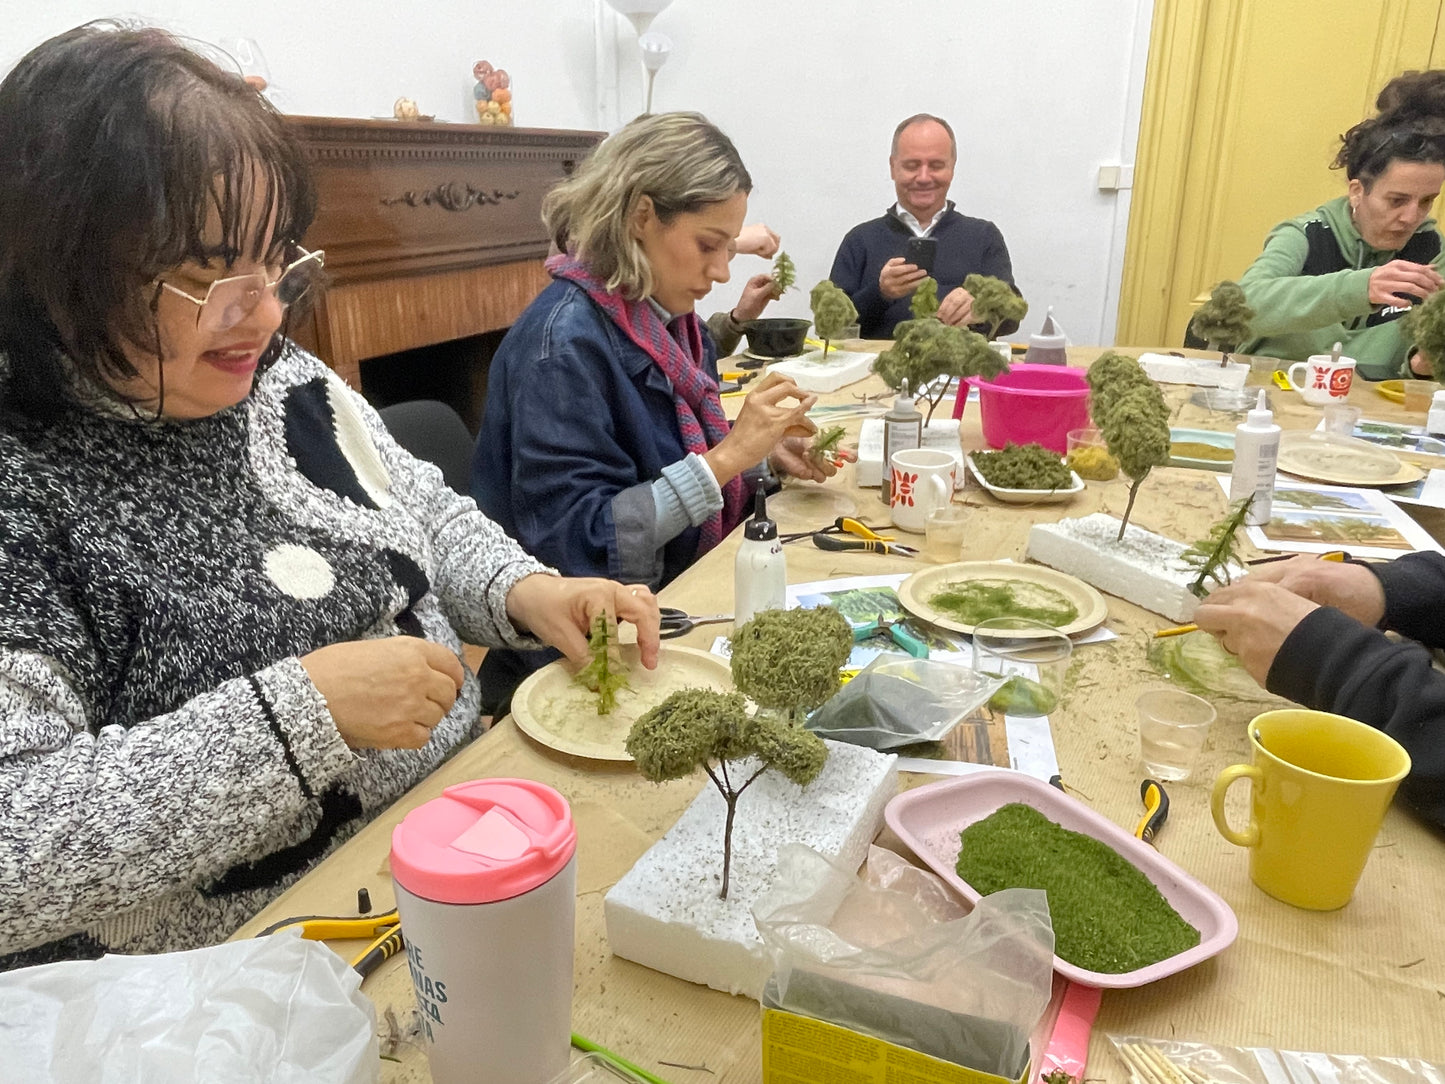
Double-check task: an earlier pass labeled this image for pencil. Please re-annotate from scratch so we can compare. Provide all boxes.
[1153,624,1198,638]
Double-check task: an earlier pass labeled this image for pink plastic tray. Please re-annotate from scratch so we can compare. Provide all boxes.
[883,769,1238,988]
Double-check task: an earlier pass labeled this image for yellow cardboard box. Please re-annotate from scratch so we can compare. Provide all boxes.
[762,1008,1032,1084]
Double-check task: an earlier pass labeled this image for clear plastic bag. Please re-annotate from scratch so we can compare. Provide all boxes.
[1107,1035,1445,1084]
[0,931,378,1083]
[806,655,1005,750]
[753,843,1055,1079]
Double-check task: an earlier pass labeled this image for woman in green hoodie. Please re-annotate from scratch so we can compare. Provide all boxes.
[1237,71,1445,380]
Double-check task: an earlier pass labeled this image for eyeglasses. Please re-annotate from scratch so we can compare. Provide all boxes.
[157,246,325,333]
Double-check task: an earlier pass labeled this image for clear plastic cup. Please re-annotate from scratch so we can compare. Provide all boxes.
[924,504,969,563]
[1136,688,1216,781]
[1065,427,1119,481]
[1403,379,1440,414]
[971,617,1073,718]
[1323,403,1363,436]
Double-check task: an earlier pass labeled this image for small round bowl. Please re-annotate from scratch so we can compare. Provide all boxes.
[1066,427,1119,481]
[742,318,811,358]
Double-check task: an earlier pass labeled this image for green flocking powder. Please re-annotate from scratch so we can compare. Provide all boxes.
[956,803,1200,973]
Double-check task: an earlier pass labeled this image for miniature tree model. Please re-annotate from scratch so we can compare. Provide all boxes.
[573,611,628,713]
[875,320,1010,423]
[1190,281,1254,366]
[1086,354,1171,540]
[770,251,796,298]
[729,606,854,725]
[810,280,859,358]
[911,276,940,319]
[1405,287,1445,381]
[626,688,826,900]
[963,274,1028,341]
[1180,496,1254,598]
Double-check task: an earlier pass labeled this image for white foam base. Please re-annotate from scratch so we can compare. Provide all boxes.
[857,418,964,489]
[765,350,876,393]
[604,739,897,999]
[1139,352,1248,389]
[1025,513,1214,622]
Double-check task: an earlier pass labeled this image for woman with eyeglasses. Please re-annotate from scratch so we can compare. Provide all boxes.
[0,24,660,970]
[1231,70,1445,380]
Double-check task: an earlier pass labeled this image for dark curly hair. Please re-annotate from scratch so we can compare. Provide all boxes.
[1334,69,1445,186]
[0,22,317,420]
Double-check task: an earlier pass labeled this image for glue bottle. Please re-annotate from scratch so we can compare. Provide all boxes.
[1229,390,1280,527]
[734,482,785,627]
[881,379,923,502]
[1428,390,1445,437]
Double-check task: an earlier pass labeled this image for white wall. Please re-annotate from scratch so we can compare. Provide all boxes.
[5,0,1153,345]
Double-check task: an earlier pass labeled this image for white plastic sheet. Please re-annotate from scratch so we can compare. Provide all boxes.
[0,932,378,1084]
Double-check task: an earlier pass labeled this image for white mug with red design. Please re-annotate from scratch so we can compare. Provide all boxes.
[1287,353,1357,406]
[888,448,957,532]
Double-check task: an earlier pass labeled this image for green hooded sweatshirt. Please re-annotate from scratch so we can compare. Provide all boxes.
[1238,195,1444,380]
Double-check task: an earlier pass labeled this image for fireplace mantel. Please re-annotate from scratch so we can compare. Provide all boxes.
[284,116,603,386]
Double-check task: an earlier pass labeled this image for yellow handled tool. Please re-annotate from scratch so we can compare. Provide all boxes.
[1134,779,1169,845]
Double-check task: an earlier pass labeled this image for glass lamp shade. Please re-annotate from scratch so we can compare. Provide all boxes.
[603,0,674,36]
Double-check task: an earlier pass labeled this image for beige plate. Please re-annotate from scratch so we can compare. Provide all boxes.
[897,560,1109,637]
[1275,431,1424,487]
[510,644,733,762]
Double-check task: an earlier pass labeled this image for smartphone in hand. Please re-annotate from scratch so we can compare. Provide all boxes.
[903,236,937,274]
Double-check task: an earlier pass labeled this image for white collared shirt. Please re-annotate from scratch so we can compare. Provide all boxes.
[893,202,945,237]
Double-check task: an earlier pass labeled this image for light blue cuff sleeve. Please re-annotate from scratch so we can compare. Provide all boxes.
[652,453,724,539]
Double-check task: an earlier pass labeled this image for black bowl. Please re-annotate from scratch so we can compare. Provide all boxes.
[742,318,811,359]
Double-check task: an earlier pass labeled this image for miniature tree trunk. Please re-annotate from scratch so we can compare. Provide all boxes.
[704,758,768,899]
[1117,477,1146,541]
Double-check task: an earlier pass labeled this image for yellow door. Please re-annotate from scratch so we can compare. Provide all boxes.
[1117,0,1443,348]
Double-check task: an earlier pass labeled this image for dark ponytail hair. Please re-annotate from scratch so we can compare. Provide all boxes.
[1334,70,1445,186]
[0,22,316,420]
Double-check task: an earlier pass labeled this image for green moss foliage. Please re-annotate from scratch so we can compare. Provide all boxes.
[771,251,796,297]
[911,276,940,319]
[875,319,1008,423]
[1086,353,1171,539]
[729,606,853,720]
[971,442,1074,490]
[956,803,1201,973]
[809,280,859,357]
[572,611,629,713]
[1180,496,1253,598]
[963,273,1028,340]
[1190,280,1254,357]
[1405,287,1445,381]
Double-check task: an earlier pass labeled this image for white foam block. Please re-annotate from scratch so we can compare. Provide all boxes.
[1139,352,1248,389]
[1026,512,1205,622]
[765,350,876,393]
[857,417,964,489]
[604,739,897,999]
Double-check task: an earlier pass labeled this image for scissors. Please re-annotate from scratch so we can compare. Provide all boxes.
[659,607,733,639]
[257,907,404,979]
[780,516,893,546]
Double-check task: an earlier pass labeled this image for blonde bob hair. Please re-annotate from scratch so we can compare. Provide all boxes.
[543,111,752,300]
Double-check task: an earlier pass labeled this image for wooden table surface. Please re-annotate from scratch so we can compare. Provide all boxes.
[234,347,1445,1082]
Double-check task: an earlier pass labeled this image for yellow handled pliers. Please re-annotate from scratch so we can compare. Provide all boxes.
[257,908,405,979]
[780,516,893,545]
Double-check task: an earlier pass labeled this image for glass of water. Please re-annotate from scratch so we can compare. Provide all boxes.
[1136,688,1216,781]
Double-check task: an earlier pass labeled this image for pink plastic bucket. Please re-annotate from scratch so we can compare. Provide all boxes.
[955,364,1091,454]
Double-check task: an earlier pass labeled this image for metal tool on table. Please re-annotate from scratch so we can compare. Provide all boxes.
[257,907,404,979]
[852,617,930,658]
[813,532,919,557]
[1134,778,1170,845]
[658,607,733,639]
[779,515,892,545]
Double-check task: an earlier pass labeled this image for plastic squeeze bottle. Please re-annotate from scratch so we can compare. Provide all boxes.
[1428,390,1445,436]
[734,482,785,626]
[1229,390,1281,526]
[881,379,923,502]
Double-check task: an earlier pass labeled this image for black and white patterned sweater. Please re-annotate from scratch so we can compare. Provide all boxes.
[0,346,550,968]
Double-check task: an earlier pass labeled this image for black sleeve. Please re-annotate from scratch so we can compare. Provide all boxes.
[1371,551,1445,647]
[1267,605,1445,828]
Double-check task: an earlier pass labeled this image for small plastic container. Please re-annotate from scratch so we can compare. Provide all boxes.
[956,364,1092,454]
[548,1052,649,1083]
[924,504,970,563]
[1136,689,1216,781]
[1065,427,1119,481]
[971,617,1073,718]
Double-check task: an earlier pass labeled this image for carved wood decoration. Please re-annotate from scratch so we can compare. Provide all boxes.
[282,116,602,384]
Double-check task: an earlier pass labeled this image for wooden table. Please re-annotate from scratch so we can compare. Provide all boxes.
[234,348,1445,1082]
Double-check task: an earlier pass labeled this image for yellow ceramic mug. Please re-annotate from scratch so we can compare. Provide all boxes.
[1211,709,1410,911]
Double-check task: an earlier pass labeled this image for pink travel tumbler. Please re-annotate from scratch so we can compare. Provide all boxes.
[390,778,577,1084]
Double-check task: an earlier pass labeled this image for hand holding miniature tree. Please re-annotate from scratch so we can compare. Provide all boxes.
[1087,354,1171,540]
[810,280,858,359]
[875,320,1009,423]
[1190,281,1254,367]
[729,606,854,725]
[963,274,1028,340]
[810,424,850,468]
[910,276,940,319]
[770,251,796,299]
[1405,288,1445,380]
[573,611,629,713]
[1180,496,1254,598]
[627,689,826,899]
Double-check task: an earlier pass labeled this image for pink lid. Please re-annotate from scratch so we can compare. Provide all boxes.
[390,778,576,904]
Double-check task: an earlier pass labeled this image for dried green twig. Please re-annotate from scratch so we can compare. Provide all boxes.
[1181,496,1254,598]
[573,611,629,714]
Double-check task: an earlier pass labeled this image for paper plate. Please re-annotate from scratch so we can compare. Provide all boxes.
[1275,430,1424,487]
[1168,428,1235,472]
[965,455,1084,504]
[1375,379,1406,404]
[510,644,733,761]
[884,770,1239,988]
[897,560,1108,637]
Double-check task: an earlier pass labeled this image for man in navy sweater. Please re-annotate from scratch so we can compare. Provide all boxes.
[830,114,1021,339]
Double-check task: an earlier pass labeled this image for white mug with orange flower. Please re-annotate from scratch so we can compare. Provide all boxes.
[888,448,957,532]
